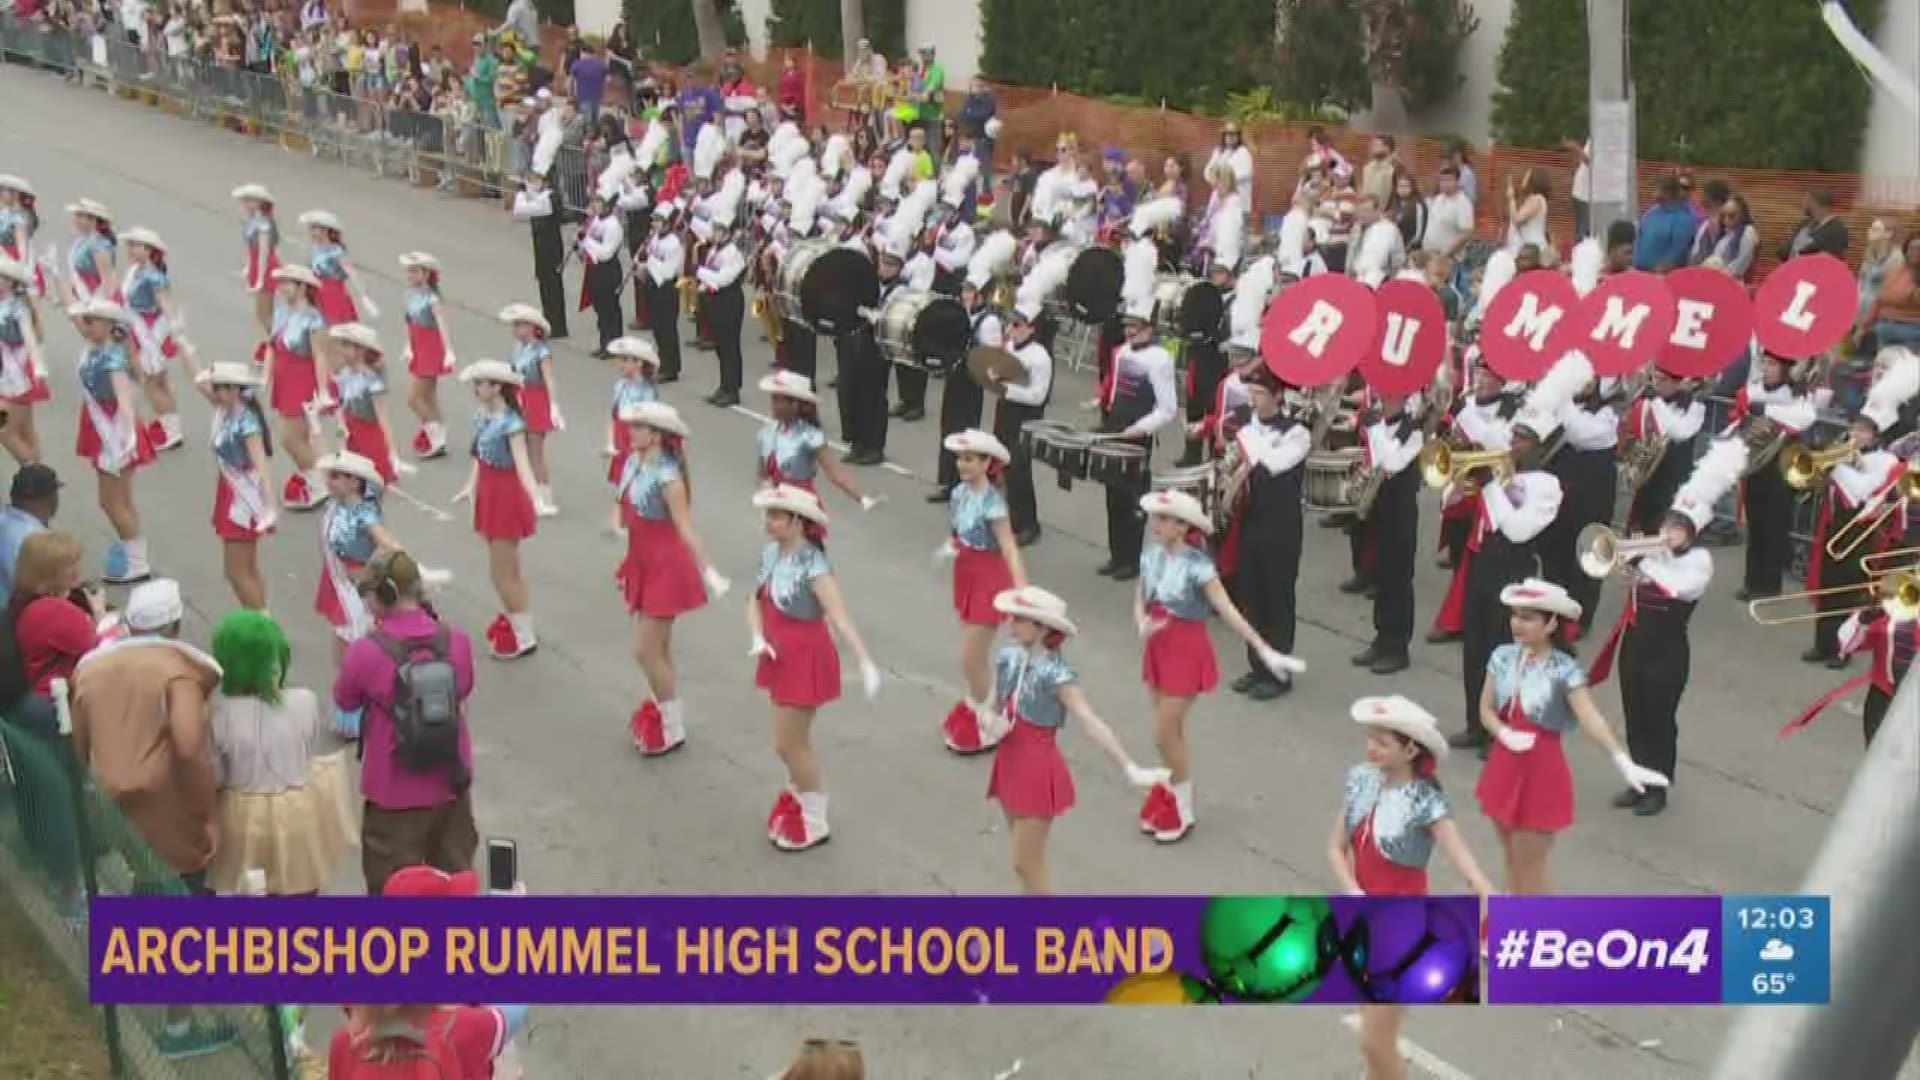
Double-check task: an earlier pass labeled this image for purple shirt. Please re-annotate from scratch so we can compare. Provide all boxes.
[332,608,476,810]
[677,86,723,152]
[570,54,608,108]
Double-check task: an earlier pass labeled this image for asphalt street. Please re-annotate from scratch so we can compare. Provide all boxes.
[0,64,1899,1079]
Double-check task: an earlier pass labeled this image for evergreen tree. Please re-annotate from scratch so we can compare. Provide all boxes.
[766,0,906,62]
[623,0,748,66]
[1273,0,1372,113]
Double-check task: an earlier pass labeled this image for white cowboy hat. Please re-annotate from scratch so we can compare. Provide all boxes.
[194,361,263,388]
[67,298,127,324]
[0,174,35,197]
[0,258,30,286]
[1500,577,1582,622]
[752,483,829,526]
[943,428,1010,464]
[316,450,384,490]
[398,251,442,272]
[993,586,1077,636]
[619,400,689,438]
[1139,488,1212,536]
[120,227,167,253]
[607,337,660,366]
[298,209,343,233]
[230,183,274,203]
[272,265,321,289]
[1350,695,1449,762]
[328,322,383,354]
[64,198,112,223]
[458,358,523,387]
[758,369,818,404]
[497,304,551,335]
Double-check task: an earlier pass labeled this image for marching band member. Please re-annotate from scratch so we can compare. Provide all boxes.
[642,202,685,382]
[230,184,279,333]
[773,176,822,382]
[755,370,875,513]
[579,190,627,358]
[1097,247,1179,580]
[64,199,116,307]
[617,401,729,757]
[986,585,1165,893]
[497,304,562,518]
[1351,392,1425,676]
[1217,366,1310,699]
[1474,579,1669,894]
[1330,696,1494,1080]
[1539,356,1614,642]
[1134,489,1302,843]
[1735,352,1817,601]
[1191,263,1271,458]
[840,235,903,467]
[182,356,276,611]
[69,299,155,584]
[936,429,1028,755]
[454,360,542,661]
[930,231,1015,498]
[1179,256,1237,466]
[602,337,662,517]
[1622,367,1706,534]
[695,219,748,408]
[1832,597,1917,748]
[931,159,980,296]
[1587,437,1741,816]
[298,210,376,327]
[511,172,569,340]
[0,257,49,463]
[265,267,329,511]
[750,484,883,852]
[324,324,403,487]
[888,182,940,423]
[1803,354,1916,666]
[118,229,184,452]
[990,301,1053,545]
[399,252,456,460]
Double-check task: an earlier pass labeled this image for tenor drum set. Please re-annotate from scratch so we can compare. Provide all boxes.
[777,238,879,337]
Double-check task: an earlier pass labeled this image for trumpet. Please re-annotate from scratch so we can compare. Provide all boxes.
[1862,545,1920,576]
[1420,441,1513,492]
[1825,470,1920,562]
[1780,442,1858,491]
[1746,569,1920,625]
[677,275,698,317]
[1577,523,1670,579]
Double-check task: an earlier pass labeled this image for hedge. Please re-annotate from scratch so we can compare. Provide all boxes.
[766,0,905,63]
[1492,0,1885,171]
[980,0,1276,113]
[623,0,749,67]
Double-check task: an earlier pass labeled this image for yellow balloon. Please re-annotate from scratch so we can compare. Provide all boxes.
[1103,972,1199,1005]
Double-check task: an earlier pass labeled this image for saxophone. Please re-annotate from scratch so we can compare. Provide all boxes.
[678,274,698,317]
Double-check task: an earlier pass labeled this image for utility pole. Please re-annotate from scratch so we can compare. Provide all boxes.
[1584,0,1635,243]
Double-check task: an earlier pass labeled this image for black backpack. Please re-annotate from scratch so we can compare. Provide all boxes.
[0,603,32,710]
[370,627,466,787]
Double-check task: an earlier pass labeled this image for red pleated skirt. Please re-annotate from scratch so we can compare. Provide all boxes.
[343,414,398,484]
[269,343,319,419]
[245,248,280,294]
[1141,604,1219,696]
[1352,815,1429,897]
[618,513,706,618]
[987,717,1076,819]
[473,461,536,541]
[755,592,841,708]
[0,343,50,405]
[313,558,366,627]
[520,384,556,434]
[75,400,156,475]
[406,322,447,379]
[211,475,274,541]
[1475,702,1575,834]
[316,277,357,324]
[951,543,1013,627]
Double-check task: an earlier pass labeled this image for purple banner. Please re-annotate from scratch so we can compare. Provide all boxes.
[88,895,1480,1006]
[1485,896,1721,1004]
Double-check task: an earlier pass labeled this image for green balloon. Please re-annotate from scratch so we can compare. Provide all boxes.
[1200,896,1332,1002]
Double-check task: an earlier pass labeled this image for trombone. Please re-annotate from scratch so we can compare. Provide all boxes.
[1862,545,1920,576]
[1419,441,1513,492]
[1577,523,1671,579]
[1746,569,1920,625]
[1781,442,1858,492]
[1825,470,1920,562]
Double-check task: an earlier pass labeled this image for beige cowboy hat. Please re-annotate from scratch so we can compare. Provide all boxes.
[942,428,1010,464]
[1350,695,1449,762]
[1499,577,1582,622]
[398,251,442,272]
[619,400,689,438]
[120,227,167,253]
[752,483,829,526]
[0,175,36,197]
[1139,488,1213,536]
[607,337,660,367]
[758,369,818,405]
[194,361,263,389]
[64,198,113,224]
[327,322,384,354]
[497,303,551,336]
[993,586,1077,636]
[316,450,385,491]
[458,358,523,387]
[229,183,274,204]
[67,298,127,324]
[297,209,343,233]
[272,265,321,289]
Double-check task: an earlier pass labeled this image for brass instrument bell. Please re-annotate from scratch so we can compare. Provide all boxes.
[1824,470,1920,562]
[1780,442,1858,492]
[1419,441,1514,491]
[1576,523,1672,579]
[677,275,698,316]
[1746,569,1920,625]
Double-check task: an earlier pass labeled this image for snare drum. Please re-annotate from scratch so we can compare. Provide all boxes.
[1023,420,1093,486]
[1087,439,1148,488]
[1304,449,1363,514]
[1152,463,1219,523]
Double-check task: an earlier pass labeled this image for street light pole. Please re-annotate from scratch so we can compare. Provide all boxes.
[1584,0,1635,244]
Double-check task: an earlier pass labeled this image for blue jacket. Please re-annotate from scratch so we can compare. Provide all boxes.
[1633,202,1695,271]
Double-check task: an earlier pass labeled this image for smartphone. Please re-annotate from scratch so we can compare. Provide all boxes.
[485,838,518,894]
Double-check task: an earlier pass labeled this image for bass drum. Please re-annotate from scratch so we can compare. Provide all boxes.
[877,289,971,371]
[1062,245,1123,324]
[789,241,880,337]
[774,239,831,319]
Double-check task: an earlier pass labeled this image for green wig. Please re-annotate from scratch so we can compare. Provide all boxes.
[211,610,291,705]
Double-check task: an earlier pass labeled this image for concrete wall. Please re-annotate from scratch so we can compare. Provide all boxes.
[1860,0,1920,192]
[905,0,982,84]
[575,0,620,35]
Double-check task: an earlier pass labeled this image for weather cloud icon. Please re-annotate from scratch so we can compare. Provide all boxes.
[1760,939,1795,963]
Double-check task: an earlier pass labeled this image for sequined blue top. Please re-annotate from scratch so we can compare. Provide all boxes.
[619,453,682,521]
[948,482,1008,551]
[1140,543,1219,621]
[611,375,658,418]
[123,265,167,315]
[1487,645,1587,734]
[274,302,321,357]
[993,644,1076,730]
[325,498,383,563]
[0,296,25,347]
[242,212,277,251]
[310,243,348,282]
[1342,764,1450,871]
[470,409,526,469]
[510,339,550,388]
[70,233,112,279]
[404,286,439,329]
[0,207,24,247]
[78,341,129,403]
[756,541,831,620]
[211,406,263,472]
[335,365,385,421]
[758,420,825,484]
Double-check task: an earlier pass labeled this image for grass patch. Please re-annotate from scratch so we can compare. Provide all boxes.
[0,911,109,1080]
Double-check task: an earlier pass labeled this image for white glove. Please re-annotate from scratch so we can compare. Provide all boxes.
[393,459,418,477]
[748,634,777,661]
[857,305,879,324]
[933,539,958,566]
[703,566,731,599]
[442,351,457,374]
[1611,750,1671,794]
[1496,727,1537,754]
[452,486,473,504]
[601,444,619,458]
[550,405,566,431]
[1136,613,1165,639]
[1257,645,1307,677]
[257,510,278,533]
[859,494,882,512]
[1123,762,1170,789]
[359,296,381,320]
[860,658,882,700]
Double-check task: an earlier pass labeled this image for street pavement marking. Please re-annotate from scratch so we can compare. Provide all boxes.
[1340,1013,1480,1080]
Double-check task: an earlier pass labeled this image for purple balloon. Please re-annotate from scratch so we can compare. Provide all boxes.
[1355,899,1475,1005]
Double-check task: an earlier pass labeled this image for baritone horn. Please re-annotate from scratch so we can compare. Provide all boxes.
[677,274,698,316]
[751,292,785,346]
[1419,441,1513,491]
[1577,523,1671,578]
[1745,570,1920,625]
[1824,469,1920,561]
[1780,442,1858,491]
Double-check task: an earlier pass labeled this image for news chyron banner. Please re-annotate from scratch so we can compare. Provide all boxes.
[88,894,1828,1007]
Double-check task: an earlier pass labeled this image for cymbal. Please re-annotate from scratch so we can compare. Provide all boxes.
[967,346,1028,393]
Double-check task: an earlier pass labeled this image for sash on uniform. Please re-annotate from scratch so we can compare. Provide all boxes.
[218,458,271,532]
[0,342,35,399]
[127,309,175,377]
[83,392,136,475]
[319,503,373,640]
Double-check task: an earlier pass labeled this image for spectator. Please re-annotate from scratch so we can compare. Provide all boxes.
[1005,148,1040,225]
[1445,144,1477,206]
[1503,167,1551,260]
[502,0,538,52]
[1207,122,1255,201]
[777,52,806,120]
[332,551,477,895]
[0,465,59,600]
[1388,172,1425,251]
[778,1038,864,1080]
[298,0,326,34]
[1780,187,1849,262]
[1424,252,1466,322]
[1423,166,1474,265]
[10,530,102,725]
[570,36,609,122]
[1360,135,1397,207]
[1565,137,1591,240]
[1349,193,1405,288]
[1857,219,1899,328]
[1710,194,1759,280]
[205,610,355,896]
[467,35,501,129]
[1299,127,1351,190]
[1688,179,1730,265]
[608,22,635,82]
[1633,176,1694,271]
[1864,232,1920,351]
[1603,220,1637,275]
[904,124,935,181]
[917,45,946,155]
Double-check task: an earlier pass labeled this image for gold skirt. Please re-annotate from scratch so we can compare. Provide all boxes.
[207,750,361,895]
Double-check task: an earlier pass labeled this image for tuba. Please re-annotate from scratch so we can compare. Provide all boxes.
[1617,430,1669,493]
[1740,415,1789,477]
[1780,443,1858,492]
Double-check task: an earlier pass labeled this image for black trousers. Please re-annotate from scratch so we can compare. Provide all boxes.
[1184,340,1225,458]
[783,321,818,383]
[1864,685,1890,747]
[1440,511,1471,567]
[625,213,648,324]
[1620,619,1689,783]
[532,226,568,339]
[1104,457,1150,568]
[1743,464,1795,595]
[939,372,987,489]
[1462,542,1537,735]
[838,332,889,454]
[1346,518,1372,580]
[1626,436,1696,535]
[1235,508,1303,674]
[587,259,624,349]
[895,362,928,413]
[1542,448,1618,633]
[992,398,1043,533]
[1369,476,1419,654]
[706,285,746,393]
[1812,503,1869,658]
[645,278,682,378]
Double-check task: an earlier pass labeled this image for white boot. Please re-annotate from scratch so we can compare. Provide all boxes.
[103,537,152,584]
[1152,780,1195,844]
[535,484,559,518]
[774,791,830,851]
[660,699,687,749]
[495,613,537,659]
[157,413,184,450]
